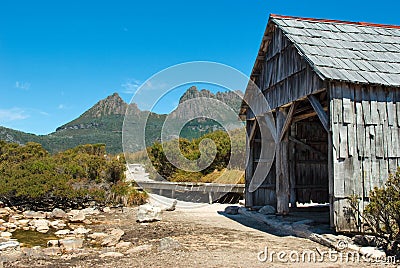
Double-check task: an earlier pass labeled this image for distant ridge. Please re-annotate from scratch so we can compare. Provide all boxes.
[0,87,243,154]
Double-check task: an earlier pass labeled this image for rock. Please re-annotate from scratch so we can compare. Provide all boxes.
[126,244,152,254]
[159,237,181,251]
[81,207,100,215]
[258,205,276,215]
[103,207,111,213]
[3,222,17,231]
[73,227,91,236]
[0,241,19,251]
[0,232,12,238]
[0,226,7,232]
[47,240,59,247]
[352,235,377,247]
[83,219,92,225]
[55,229,71,237]
[43,247,62,256]
[101,228,125,247]
[23,211,46,219]
[116,241,132,249]
[164,200,177,211]
[0,208,10,215]
[137,204,162,223]
[359,246,386,259]
[17,219,30,227]
[51,208,67,219]
[68,210,85,222]
[224,206,239,215]
[88,232,108,240]
[32,219,50,233]
[59,238,83,251]
[99,252,124,258]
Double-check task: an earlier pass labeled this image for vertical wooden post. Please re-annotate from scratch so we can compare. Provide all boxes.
[289,124,297,208]
[245,120,254,207]
[276,108,290,215]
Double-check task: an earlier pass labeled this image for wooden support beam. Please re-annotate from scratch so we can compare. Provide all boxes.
[289,136,327,160]
[279,102,296,142]
[308,94,329,132]
[276,108,290,215]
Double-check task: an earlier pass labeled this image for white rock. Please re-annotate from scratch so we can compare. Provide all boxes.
[68,210,85,222]
[0,241,19,251]
[0,208,9,215]
[23,211,46,219]
[359,246,386,259]
[137,204,162,223]
[18,219,30,226]
[101,228,125,247]
[51,208,67,219]
[81,207,100,215]
[55,229,71,237]
[88,232,108,240]
[116,241,132,249]
[73,227,91,235]
[99,252,124,258]
[59,238,83,250]
[103,207,111,213]
[47,240,59,247]
[126,244,152,254]
[0,232,12,238]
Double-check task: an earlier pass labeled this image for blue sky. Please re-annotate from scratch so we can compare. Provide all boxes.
[1,0,400,135]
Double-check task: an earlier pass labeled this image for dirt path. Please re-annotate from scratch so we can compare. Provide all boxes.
[7,203,371,267]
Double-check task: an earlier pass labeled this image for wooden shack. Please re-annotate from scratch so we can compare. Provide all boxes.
[239,14,400,232]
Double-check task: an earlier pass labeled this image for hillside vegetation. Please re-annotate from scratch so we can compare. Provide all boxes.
[129,129,246,184]
[0,141,147,210]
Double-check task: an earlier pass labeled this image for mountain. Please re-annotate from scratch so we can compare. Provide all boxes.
[0,87,243,154]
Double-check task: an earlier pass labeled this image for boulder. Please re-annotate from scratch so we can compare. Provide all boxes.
[47,240,59,247]
[352,235,377,247]
[137,204,162,223]
[23,211,46,219]
[159,237,181,251]
[81,207,100,215]
[68,210,85,222]
[32,219,50,233]
[224,206,239,215]
[17,219,30,227]
[99,252,124,258]
[126,244,152,254]
[51,208,67,219]
[0,232,12,239]
[359,246,386,259]
[103,207,111,213]
[73,227,91,236]
[0,208,9,216]
[59,238,83,251]
[116,241,132,249]
[54,229,71,237]
[101,228,124,247]
[0,241,19,251]
[258,205,276,215]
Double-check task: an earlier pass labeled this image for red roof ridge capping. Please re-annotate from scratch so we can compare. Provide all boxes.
[270,14,400,30]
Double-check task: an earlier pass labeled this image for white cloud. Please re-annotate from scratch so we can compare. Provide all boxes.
[58,104,65,109]
[15,81,31,90]
[121,79,141,94]
[0,108,29,122]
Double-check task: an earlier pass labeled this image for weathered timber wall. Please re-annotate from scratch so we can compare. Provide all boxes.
[330,82,400,232]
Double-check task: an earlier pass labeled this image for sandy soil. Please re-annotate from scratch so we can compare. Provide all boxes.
[5,203,382,268]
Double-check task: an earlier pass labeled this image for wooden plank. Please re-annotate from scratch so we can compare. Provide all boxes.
[369,125,376,159]
[308,94,329,132]
[348,123,355,157]
[397,102,400,127]
[332,123,340,160]
[361,87,372,125]
[387,94,395,126]
[375,125,384,158]
[377,87,387,125]
[391,127,399,157]
[342,98,353,124]
[370,87,379,125]
[339,125,348,159]
[328,131,334,228]
[356,102,365,157]
[334,160,345,197]
[363,158,372,197]
[288,136,327,159]
[383,125,391,159]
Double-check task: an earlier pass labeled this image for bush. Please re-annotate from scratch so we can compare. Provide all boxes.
[349,167,400,256]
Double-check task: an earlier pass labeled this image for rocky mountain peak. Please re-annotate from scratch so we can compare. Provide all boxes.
[81,93,128,118]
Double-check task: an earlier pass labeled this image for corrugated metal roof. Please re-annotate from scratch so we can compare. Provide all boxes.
[270,15,400,86]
